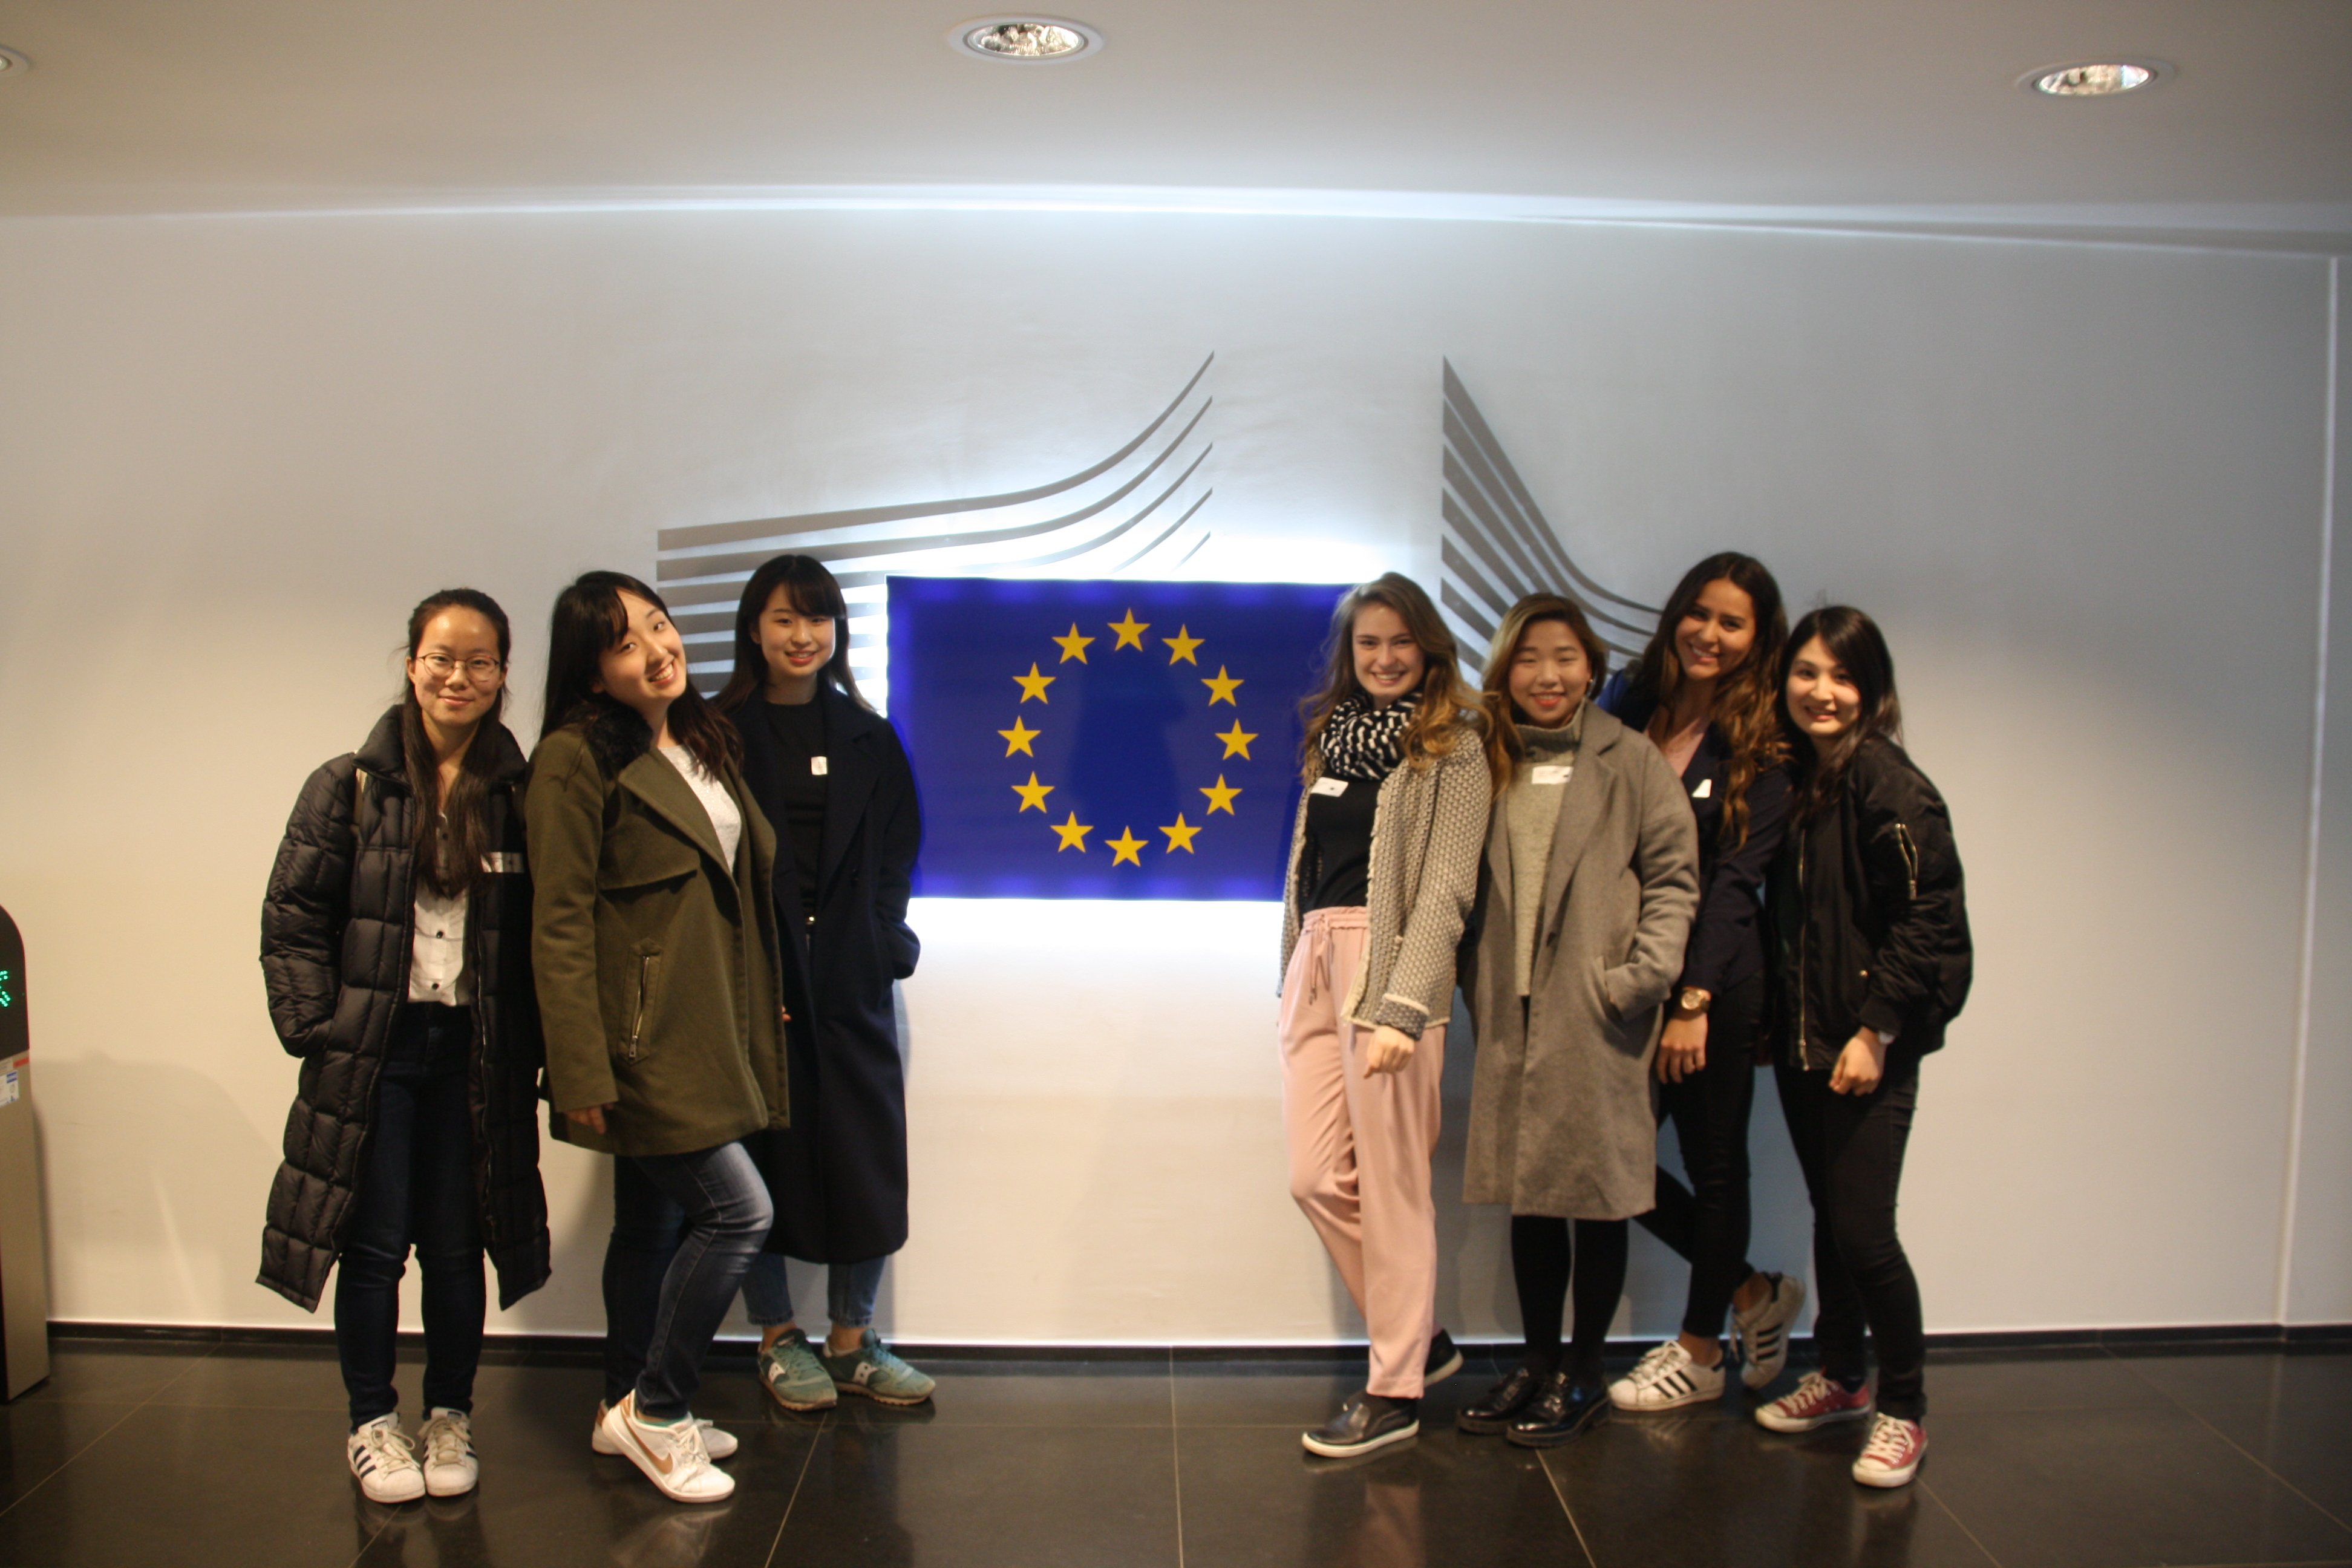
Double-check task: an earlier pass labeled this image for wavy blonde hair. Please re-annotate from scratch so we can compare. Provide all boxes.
[1298,573,1504,789]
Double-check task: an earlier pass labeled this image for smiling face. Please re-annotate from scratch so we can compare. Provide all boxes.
[757,584,837,702]
[592,590,690,723]
[1784,634,1864,750]
[406,607,505,736]
[1506,616,1589,730]
[1676,577,1759,689]
[1351,602,1427,708]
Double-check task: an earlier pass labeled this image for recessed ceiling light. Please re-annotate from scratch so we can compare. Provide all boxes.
[0,47,30,80]
[2021,59,2171,97]
[949,16,1103,64]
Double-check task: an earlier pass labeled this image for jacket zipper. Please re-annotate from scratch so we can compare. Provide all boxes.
[624,952,654,1063]
[1795,826,1812,1069]
[1893,822,1920,901]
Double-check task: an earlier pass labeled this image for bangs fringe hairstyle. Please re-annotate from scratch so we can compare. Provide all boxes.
[1781,604,1903,820]
[400,587,512,900]
[1480,593,1609,764]
[1299,572,1504,789]
[1627,552,1791,851]
[540,570,740,779]
[713,554,872,714]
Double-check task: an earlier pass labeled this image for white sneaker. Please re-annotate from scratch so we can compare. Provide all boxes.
[347,1414,425,1504]
[1733,1272,1806,1390]
[1609,1341,1726,1411]
[417,1407,479,1497]
[1852,1412,1928,1488]
[592,1401,737,1460]
[599,1392,736,1503]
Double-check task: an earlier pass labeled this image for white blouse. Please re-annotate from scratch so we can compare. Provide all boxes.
[660,744,743,869]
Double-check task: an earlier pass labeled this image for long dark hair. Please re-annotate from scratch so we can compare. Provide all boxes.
[402,587,513,899]
[1627,552,1790,850]
[541,571,739,778]
[713,554,871,714]
[1298,572,1502,788]
[1480,593,1609,766]
[1781,605,1903,820]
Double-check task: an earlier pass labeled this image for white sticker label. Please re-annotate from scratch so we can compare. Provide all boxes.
[1691,777,1713,799]
[1310,776,1350,797]
[811,756,829,776]
[482,852,526,874]
[1530,765,1573,786]
[0,1068,18,1108]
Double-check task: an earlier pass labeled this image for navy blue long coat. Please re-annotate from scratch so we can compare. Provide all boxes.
[731,682,923,1263]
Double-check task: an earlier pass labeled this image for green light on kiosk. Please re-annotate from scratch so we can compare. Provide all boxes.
[0,968,12,1007]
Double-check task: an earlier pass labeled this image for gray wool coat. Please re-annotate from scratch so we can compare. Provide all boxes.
[1463,704,1700,1220]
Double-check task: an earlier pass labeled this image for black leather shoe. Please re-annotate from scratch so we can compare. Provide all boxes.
[1505,1372,1611,1449]
[1302,1392,1420,1458]
[1424,1329,1463,1385]
[1456,1364,1544,1434]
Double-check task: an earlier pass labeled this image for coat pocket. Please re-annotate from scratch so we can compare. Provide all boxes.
[620,942,664,1063]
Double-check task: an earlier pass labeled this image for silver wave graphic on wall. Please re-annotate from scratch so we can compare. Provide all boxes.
[1436,361,1657,674]
[656,356,1218,707]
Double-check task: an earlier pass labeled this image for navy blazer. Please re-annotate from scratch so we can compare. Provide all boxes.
[1599,676,1792,1000]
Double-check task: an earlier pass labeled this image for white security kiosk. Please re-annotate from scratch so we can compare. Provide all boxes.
[0,904,49,1399]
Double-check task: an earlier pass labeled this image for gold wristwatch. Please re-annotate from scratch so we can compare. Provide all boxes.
[1677,988,1712,1015]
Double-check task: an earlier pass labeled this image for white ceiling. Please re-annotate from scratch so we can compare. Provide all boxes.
[1,0,2347,240]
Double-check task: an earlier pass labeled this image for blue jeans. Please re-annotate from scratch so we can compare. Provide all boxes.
[601,1140,773,1420]
[740,1251,886,1331]
[335,1005,483,1429]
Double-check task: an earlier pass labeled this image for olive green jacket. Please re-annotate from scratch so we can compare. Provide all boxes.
[526,723,788,1157]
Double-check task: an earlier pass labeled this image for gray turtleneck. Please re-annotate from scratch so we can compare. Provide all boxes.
[1509,707,1585,998]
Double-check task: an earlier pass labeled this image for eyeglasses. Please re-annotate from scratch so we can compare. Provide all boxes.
[416,653,506,682]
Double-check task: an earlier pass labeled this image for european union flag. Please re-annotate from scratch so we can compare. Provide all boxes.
[887,578,1341,899]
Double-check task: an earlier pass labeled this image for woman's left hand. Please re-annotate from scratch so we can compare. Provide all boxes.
[1658,1013,1708,1082]
[1364,1024,1416,1075]
[1829,1029,1886,1096]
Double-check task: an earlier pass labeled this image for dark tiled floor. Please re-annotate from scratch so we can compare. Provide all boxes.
[2,1339,2348,1567]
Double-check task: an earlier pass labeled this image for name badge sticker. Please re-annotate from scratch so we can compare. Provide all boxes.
[811,756,829,776]
[1310,776,1350,797]
[1530,765,1573,786]
[1691,777,1713,799]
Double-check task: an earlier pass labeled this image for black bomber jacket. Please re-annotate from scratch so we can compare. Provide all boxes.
[1770,736,1972,1070]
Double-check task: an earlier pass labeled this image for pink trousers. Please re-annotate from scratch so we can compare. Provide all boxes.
[1278,906,1446,1398]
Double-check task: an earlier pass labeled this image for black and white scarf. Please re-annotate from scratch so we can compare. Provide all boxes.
[1319,690,1420,783]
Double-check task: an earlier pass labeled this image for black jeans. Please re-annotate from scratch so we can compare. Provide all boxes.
[1775,1059,1926,1420]
[334,1005,483,1429]
[602,1140,773,1420]
[1636,975,1765,1339]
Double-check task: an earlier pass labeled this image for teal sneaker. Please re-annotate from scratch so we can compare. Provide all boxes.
[820,1330,936,1406]
[757,1329,838,1412]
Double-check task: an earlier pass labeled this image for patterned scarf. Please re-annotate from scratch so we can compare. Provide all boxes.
[1319,690,1421,783]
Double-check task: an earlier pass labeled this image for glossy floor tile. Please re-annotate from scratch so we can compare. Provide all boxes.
[1,1339,2346,1567]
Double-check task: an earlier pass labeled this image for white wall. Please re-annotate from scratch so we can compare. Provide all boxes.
[0,207,2342,1342]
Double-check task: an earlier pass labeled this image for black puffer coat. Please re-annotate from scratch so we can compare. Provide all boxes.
[1771,736,1972,1070]
[258,707,552,1312]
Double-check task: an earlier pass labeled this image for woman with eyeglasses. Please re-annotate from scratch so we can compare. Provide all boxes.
[260,589,551,1505]
[528,571,786,1505]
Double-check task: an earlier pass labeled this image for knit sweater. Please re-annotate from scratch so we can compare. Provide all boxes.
[1508,712,1584,997]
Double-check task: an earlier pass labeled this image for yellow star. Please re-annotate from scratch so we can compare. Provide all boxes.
[998,716,1040,757]
[1202,665,1243,705]
[1162,626,1204,665]
[1053,623,1096,664]
[1051,812,1092,852]
[1108,609,1150,650]
[1159,814,1202,854]
[1215,720,1258,760]
[1200,776,1241,815]
[1011,773,1054,813]
[1106,826,1148,866]
[1013,663,1055,704]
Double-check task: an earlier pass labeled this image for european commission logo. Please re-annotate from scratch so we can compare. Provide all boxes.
[889,578,1338,899]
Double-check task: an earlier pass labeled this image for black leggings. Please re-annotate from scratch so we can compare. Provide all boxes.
[1636,974,1765,1338]
[1776,1059,1926,1420]
[1511,1215,1628,1384]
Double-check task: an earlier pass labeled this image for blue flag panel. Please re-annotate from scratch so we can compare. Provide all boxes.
[888,578,1342,899]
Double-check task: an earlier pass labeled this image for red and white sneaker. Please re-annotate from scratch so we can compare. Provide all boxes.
[1754,1370,1873,1433]
[1852,1413,1927,1487]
